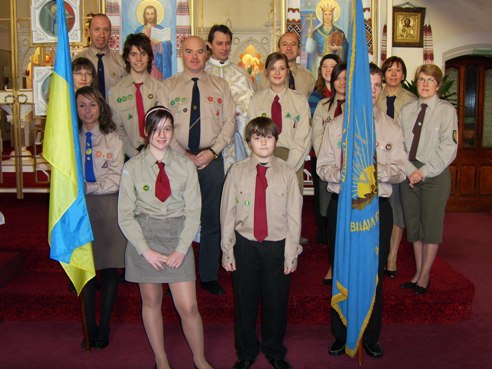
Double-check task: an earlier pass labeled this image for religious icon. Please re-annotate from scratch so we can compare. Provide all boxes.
[392,7,425,48]
[121,0,177,79]
[301,0,349,76]
[31,0,81,44]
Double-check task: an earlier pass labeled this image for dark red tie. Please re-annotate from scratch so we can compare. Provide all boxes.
[155,162,171,202]
[135,82,145,138]
[271,95,282,134]
[409,103,428,161]
[254,164,268,242]
[334,99,345,118]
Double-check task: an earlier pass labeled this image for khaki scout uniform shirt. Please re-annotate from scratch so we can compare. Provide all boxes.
[76,46,126,97]
[256,63,315,99]
[220,155,303,269]
[317,107,407,197]
[157,70,236,155]
[248,88,312,171]
[108,74,162,158]
[377,86,417,121]
[118,148,201,255]
[311,98,341,156]
[79,126,124,194]
[398,94,458,178]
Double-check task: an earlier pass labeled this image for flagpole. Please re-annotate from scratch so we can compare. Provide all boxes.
[80,290,91,352]
[357,341,364,365]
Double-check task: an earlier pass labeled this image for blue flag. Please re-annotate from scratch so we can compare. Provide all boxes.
[331,0,379,357]
[43,0,95,295]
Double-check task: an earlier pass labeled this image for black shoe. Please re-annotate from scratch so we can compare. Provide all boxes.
[384,269,397,278]
[363,341,383,358]
[95,339,109,350]
[415,280,430,294]
[322,278,332,285]
[328,339,345,355]
[266,357,292,369]
[200,280,225,295]
[400,281,417,289]
[232,359,253,369]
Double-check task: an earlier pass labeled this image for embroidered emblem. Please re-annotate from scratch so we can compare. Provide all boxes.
[148,94,153,99]
[122,96,127,102]
[244,200,250,206]
[95,151,102,157]
[286,112,292,118]
[102,161,108,168]
[207,96,213,102]
[261,113,267,117]
[385,143,392,151]
[183,108,188,113]
[86,148,92,155]
[293,114,300,128]
[128,113,133,120]
[106,153,112,159]
[171,100,176,106]
[217,98,222,104]
[117,97,122,103]
[143,184,149,191]
[128,95,133,100]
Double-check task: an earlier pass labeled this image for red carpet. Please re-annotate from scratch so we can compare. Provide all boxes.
[0,193,474,324]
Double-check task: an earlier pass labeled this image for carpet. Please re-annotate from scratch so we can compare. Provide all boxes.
[0,194,474,324]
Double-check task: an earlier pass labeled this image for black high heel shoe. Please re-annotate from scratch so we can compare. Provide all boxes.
[384,269,397,278]
[414,280,430,294]
[400,281,417,289]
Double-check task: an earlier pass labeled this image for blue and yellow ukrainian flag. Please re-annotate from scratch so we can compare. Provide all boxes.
[43,0,95,296]
[331,0,379,357]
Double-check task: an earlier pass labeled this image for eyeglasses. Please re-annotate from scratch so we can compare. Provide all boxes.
[417,77,437,84]
[73,71,93,77]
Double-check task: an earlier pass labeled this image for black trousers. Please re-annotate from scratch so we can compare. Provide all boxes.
[197,154,224,282]
[327,195,392,344]
[232,233,291,361]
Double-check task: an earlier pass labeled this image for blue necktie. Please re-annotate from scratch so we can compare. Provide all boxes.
[96,53,105,98]
[188,77,200,153]
[85,132,96,183]
[288,71,295,90]
[386,95,396,119]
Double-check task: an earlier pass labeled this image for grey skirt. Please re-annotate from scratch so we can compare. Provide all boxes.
[125,215,195,284]
[86,193,126,270]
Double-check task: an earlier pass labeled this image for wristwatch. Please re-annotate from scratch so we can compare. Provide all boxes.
[208,148,218,159]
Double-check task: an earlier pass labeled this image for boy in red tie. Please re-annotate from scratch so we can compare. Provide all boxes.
[221,117,303,369]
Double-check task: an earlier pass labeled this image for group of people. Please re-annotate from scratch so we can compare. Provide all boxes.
[68,11,458,369]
